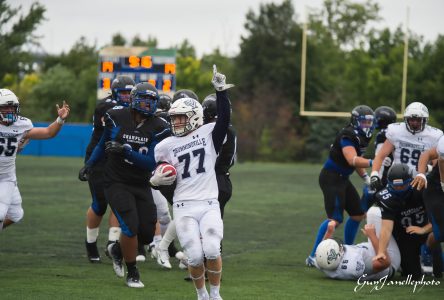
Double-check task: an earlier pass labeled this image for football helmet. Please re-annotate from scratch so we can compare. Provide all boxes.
[111,75,135,106]
[387,163,412,195]
[374,106,397,130]
[168,97,203,136]
[202,94,217,123]
[315,238,344,271]
[351,105,374,138]
[130,82,159,116]
[157,94,172,112]
[172,89,199,103]
[404,102,428,134]
[0,89,20,125]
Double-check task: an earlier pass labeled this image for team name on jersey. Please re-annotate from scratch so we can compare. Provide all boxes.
[0,132,20,138]
[172,137,207,157]
[122,134,149,144]
[398,141,425,150]
[400,206,424,217]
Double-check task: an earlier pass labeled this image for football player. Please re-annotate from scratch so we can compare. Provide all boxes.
[172,89,199,103]
[202,93,237,218]
[360,106,397,211]
[411,136,444,277]
[373,164,433,280]
[150,65,233,300]
[79,82,170,288]
[156,93,172,121]
[0,89,70,232]
[370,102,443,191]
[306,105,374,267]
[79,75,135,263]
[315,209,401,281]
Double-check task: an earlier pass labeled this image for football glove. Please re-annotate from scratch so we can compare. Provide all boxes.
[105,141,131,155]
[212,64,234,91]
[370,175,383,191]
[78,165,91,181]
[382,157,392,167]
[150,165,176,187]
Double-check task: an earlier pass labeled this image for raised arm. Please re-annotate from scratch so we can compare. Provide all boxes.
[211,65,234,154]
[24,101,70,139]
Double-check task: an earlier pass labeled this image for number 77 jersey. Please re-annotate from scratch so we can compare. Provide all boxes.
[386,122,443,174]
[154,122,220,203]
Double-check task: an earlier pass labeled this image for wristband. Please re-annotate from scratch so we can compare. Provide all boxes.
[368,159,373,167]
[56,116,65,124]
[416,173,427,181]
[352,156,358,167]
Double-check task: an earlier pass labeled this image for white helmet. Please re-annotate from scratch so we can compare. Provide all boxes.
[168,97,203,136]
[404,102,429,134]
[315,238,344,270]
[0,89,20,125]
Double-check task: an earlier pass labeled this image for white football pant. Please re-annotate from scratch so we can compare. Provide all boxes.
[0,181,24,230]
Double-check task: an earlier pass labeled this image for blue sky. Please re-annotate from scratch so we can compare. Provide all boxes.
[13,0,444,57]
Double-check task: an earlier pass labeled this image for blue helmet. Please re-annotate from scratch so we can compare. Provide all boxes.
[111,75,135,106]
[351,105,374,138]
[130,82,159,116]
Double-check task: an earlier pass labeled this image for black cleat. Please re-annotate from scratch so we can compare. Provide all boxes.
[85,240,101,263]
[126,268,144,288]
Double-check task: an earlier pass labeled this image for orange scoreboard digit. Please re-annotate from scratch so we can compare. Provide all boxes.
[98,47,176,99]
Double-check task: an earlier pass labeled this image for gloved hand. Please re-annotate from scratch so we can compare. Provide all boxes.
[370,174,383,191]
[78,165,91,181]
[361,173,371,186]
[212,64,234,91]
[105,141,131,155]
[150,165,176,186]
[382,157,392,167]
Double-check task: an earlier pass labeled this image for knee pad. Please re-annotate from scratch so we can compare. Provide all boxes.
[186,248,205,267]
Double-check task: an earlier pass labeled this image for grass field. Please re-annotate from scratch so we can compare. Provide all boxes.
[1,156,443,299]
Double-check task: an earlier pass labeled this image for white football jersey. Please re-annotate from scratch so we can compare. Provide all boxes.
[386,122,443,173]
[155,123,219,203]
[322,243,369,280]
[0,117,33,181]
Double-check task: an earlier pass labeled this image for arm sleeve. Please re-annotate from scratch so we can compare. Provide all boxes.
[86,111,119,166]
[212,90,231,154]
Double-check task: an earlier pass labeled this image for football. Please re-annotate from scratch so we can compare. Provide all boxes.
[158,163,177,177]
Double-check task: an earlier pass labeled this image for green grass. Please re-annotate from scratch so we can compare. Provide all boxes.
[1,157,443,299]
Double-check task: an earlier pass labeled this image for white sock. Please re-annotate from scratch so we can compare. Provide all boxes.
[153,234,162,246]
[210,284,220,298]
[86,227,99,243]
[108,226,121,242]
[196,287,209,299]
[159,220,176,250]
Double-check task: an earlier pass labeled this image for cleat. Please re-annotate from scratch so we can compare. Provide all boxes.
[126,269,144,288]
[136,244,146,262]
[156,246,172,269]
[305,255,317,268]
[85,240,101,263]
[184,273,192,282]
[107,242,124,278]
[175,251,188,269]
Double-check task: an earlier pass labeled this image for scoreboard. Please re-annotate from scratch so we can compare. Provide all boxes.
[97,46,176,99]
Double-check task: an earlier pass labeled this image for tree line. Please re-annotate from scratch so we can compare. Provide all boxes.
[2,0,444,162]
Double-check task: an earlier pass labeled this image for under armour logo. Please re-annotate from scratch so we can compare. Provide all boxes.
[176,203,184,208]
[208,201,213,205]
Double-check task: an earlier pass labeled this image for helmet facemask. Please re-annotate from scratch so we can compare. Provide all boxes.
[0,102,20,125]
[405,116,427,134]
[114,89,132,106]
[131,93,158,116]
[353,115,374,138]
